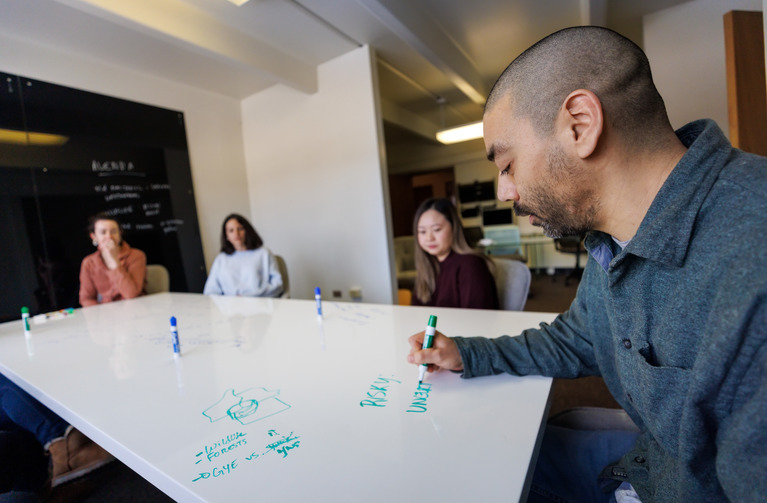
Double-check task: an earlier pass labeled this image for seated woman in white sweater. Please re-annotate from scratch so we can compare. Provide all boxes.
[203,213,284,297]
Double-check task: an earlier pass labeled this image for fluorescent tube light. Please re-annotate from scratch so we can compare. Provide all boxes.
[435,120,483,144]
[227,0,250,5]
[0,128,69,146]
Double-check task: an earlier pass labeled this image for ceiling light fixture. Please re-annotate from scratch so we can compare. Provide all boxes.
[435,120,483,144]
[0,128,69,147]
[226,0,250,6]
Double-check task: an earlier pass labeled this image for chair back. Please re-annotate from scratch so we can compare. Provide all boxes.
[554,234,587,285]
[553,234,585,255]
[492,258,531,311]
[145,264,170,294]
[393,236,416,274]
[274,254,290,298]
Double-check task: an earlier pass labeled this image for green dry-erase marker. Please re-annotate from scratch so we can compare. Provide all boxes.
[21,307,31,337]
[418,315,438,384]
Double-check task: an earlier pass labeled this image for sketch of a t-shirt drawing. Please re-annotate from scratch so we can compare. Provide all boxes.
[203,387,290,425]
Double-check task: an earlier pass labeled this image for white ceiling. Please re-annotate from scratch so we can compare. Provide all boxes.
[0,0,694,142]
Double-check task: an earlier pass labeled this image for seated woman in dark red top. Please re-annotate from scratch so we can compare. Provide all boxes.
[411,198,499,310]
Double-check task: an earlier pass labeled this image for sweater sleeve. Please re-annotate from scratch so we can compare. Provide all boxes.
[78,256,99,307]
[108,248,146,299]
[453,281,600,379]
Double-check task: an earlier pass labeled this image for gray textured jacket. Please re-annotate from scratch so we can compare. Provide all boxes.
[454,120,767,502]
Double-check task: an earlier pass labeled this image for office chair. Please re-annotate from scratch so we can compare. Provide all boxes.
[492,258,532,311]
[145,264,170,294]
[554,234,586,286]
[274,254,290,298]
[393,236,417,290]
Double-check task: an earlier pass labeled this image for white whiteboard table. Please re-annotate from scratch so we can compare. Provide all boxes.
[0,293,557,502]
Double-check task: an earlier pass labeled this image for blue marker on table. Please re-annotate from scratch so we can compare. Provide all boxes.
[170,316,180,358]
[21,307,31,338]
[418,315,438,384]
[315,287,323,321]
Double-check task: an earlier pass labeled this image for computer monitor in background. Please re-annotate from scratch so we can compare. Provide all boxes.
[458,180,495,203]
[482,208,513,227]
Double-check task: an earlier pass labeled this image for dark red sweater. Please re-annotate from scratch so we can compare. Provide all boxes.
[413,251,499,310]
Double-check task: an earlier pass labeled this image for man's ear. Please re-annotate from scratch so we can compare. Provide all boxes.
[557,89,603,159]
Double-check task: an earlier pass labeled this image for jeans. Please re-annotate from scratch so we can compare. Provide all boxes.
[0,373,68,447]
[527,424,639,503]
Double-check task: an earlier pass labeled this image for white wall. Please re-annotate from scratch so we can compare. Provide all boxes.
[0,32,250,273]
[241,46,394,304]
[644,0,763,134]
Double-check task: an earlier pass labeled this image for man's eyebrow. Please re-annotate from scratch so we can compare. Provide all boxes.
[486,143,509,163]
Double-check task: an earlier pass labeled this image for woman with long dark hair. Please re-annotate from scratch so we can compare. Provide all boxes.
[203,213,283,297]
[411,198,498,309]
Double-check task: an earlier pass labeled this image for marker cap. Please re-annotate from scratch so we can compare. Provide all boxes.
[427,315,437,328]
[314,287,321,296]
[21,307,29,315]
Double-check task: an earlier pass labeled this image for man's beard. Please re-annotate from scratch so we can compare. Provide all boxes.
[513,145,598,239]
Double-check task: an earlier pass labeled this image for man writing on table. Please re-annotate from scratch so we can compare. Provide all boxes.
[408,26,766,503]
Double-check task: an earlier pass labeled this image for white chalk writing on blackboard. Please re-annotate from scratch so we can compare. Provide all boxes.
[142,202,161,216]
[104,192,140,201]
[92,160,136,173]
[160,219,185,233]
[104,205,133,216]
[110,184,143,192]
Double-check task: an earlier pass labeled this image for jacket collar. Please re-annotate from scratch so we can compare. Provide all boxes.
[586,119,732,271]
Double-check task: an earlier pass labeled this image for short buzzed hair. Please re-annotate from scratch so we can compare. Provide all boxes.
[486,26,671,147]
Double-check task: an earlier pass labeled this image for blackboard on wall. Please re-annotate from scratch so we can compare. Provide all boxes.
[0,72,206,321]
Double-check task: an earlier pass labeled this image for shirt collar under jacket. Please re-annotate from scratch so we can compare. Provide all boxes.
[585,119,730,272]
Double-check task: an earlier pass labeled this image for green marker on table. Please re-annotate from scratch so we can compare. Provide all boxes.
[21,307,31,338]
[418,315,438,384]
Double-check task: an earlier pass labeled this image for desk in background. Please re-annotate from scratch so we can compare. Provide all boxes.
[0,294,556,502]
[520,234,555,272]
[482,234,554,272]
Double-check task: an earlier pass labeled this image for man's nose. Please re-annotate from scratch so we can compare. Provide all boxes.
[497,179,519,202]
